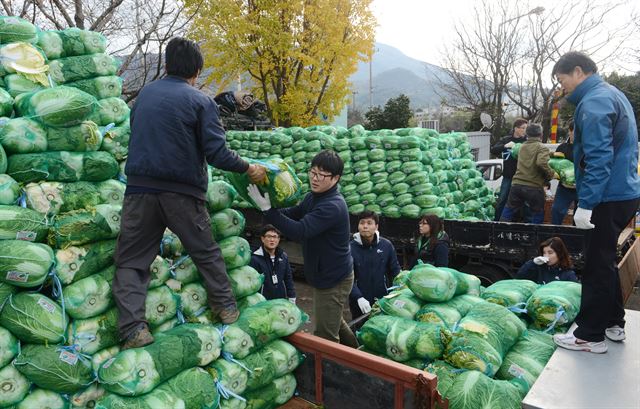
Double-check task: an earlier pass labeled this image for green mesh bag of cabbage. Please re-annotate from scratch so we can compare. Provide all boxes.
[443,300,526,377]
[225,158,303,209]
[357,314,447,363]
[221,299,308,359]
[98,323,222,396]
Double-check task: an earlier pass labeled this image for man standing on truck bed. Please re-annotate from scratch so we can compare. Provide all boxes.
[499,123,555,224]
[113,37,266,350]
[552,51,640,354]
[491,118,528,220]
[247,150,359,347]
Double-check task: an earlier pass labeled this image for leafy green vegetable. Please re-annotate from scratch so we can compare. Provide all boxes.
[2,73,44,97]
[495,330,556,391]
[357,315,446,362]
[70,383,106,409]
[0,204,49,242]
[55,239,116,284]
[145,285,179,327]
[0,364,31,407]
[0,117,48,154]
[179,282,207,319]
[50,204,121,247]
[225,158,302,209]
[549,158,575,188]
[67,307,119,354]
[415,300,462,329]
[25,180,125,215]
[14,343,94,393]
[219,236,252,270]
[229,265,264,299]
[99,121,129,160]
[0,42,48,86]
[373,288,423,320]
[0,16,38,43]
[7,151,119,183]
[482,279,539,308]
[240,340,304,392]
[222,299,307,359]
[48,54,120,84]
[243,373,297,409]
[37,28,107,59]
[425,360,459,397]
[46,121,103,152]
[0,281,17,311]
[0,292,68,344]
[237,292,267,311]
[211,208,246,240]
[0,174,20,205]
[98,324,221,396]
[407,263,457,302]
[0,87,13,116]
[0,239,54,288]
[14,86,97,127]
[209,358,249,395]
[526,281,582,330]
[0,325,19,367]
[87,97,130,126]
[443,301,526,376]
[66,76,123,100]
[439,267,482,296]
[15,387,69,409]
[444,370,525,409]
[63,267,115,319]
[91,346,119,373]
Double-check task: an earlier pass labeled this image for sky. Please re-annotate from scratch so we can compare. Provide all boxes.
[372,0,640,73]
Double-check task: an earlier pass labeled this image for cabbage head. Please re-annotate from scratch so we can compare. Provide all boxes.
[211,208,245,240]
[0,42,49,86]
[243,373,297,409]
[50,204,121,247]
[209,358,249,396]
[0,16,38,43]
[240,340,304,392]
[206,180,238,212]
[0,325,19,367]
[70,383,107,409]
[0,292,68,344]
[15,388,69,409]
[407,263,457,302]
[0,204,49,242]
[55,239,116,284]
[228,265,264,299]
[0,364,31,407]
[14,86,97,127]
[219,236,251,269]
[0,174,22,205]
[0,239,54,288]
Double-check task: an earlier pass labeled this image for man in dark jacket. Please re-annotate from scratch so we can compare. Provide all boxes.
[551,120,578,225]
[349,211,401,320]
[247,150,358,347]
[249,225,296,302]
[490,118,528,220]
[113,37,265,350]
[551,51,640,354]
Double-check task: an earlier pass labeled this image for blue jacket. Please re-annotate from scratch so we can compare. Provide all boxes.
[516,260,578,285]
[125,76,249,200]
[249,246,296,300]
[264,184,352,289]
[349,232,401,308]
[567,74,640,210]
[410,232,450,268]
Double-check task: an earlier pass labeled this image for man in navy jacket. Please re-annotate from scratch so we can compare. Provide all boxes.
[250,225,296,302]
[112,37,265,350]
[247,150,358,347]
[349,211,401,319]
[552,51,640,354]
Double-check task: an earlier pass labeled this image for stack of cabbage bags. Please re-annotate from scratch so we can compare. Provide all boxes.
[219,124,495,220]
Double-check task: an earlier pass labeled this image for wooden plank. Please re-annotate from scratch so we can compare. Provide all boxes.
[277,397,321,409]
[618,236,640,303]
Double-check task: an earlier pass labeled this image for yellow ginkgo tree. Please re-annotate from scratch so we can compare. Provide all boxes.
[186,0,376,127]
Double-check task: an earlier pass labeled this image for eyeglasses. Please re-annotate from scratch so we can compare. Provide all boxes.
[263,234,280,239]
[308,170,333,181]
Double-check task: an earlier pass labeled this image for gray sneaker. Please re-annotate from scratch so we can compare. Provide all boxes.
[122,325,155,350]
[605,325,625,342]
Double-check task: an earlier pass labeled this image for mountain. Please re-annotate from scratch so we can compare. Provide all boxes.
[350,42,450,110]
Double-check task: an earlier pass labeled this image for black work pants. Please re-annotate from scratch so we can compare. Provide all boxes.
[500,184,545,224]
[574,198,640,342]
[113,192,235,340]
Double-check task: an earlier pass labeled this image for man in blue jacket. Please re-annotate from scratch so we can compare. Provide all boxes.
[349,211,401,319]
[551,51,640,354]
[113,37,265,350]
[247,150,358,347]
[250,224,296,303]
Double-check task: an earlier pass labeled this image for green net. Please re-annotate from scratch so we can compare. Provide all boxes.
[0,240,54,288]
[49,54,120,84]
[526,281,581,331]
[0,292,67,344]
[49,204,121,247]
[7,151,119,183]
[37,28,107,59]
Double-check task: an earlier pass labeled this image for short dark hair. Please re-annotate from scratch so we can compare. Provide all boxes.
[165,37,203,79]
[513,118,528,129]
[310,150,343,176]
[526,123,543,137]
[539,237,573,270]
[260,224,281,237]
[552,51,598,77]
[358,210,379,225]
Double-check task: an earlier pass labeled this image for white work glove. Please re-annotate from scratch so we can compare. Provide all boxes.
[247,184,271,211]
[573,207,595,230]
[357,297,372,314]
[505,141,516,149]
[533,256,549,265]
[288,298,296,304]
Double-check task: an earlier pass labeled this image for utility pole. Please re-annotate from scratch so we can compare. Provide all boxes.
[352,90,358,111]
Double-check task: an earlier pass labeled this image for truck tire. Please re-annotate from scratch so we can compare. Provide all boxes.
[459,262,510,286]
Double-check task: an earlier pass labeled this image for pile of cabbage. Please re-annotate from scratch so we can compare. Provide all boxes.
[212,125,495,220]
[357,261,582,409]
[0,17,305,409]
